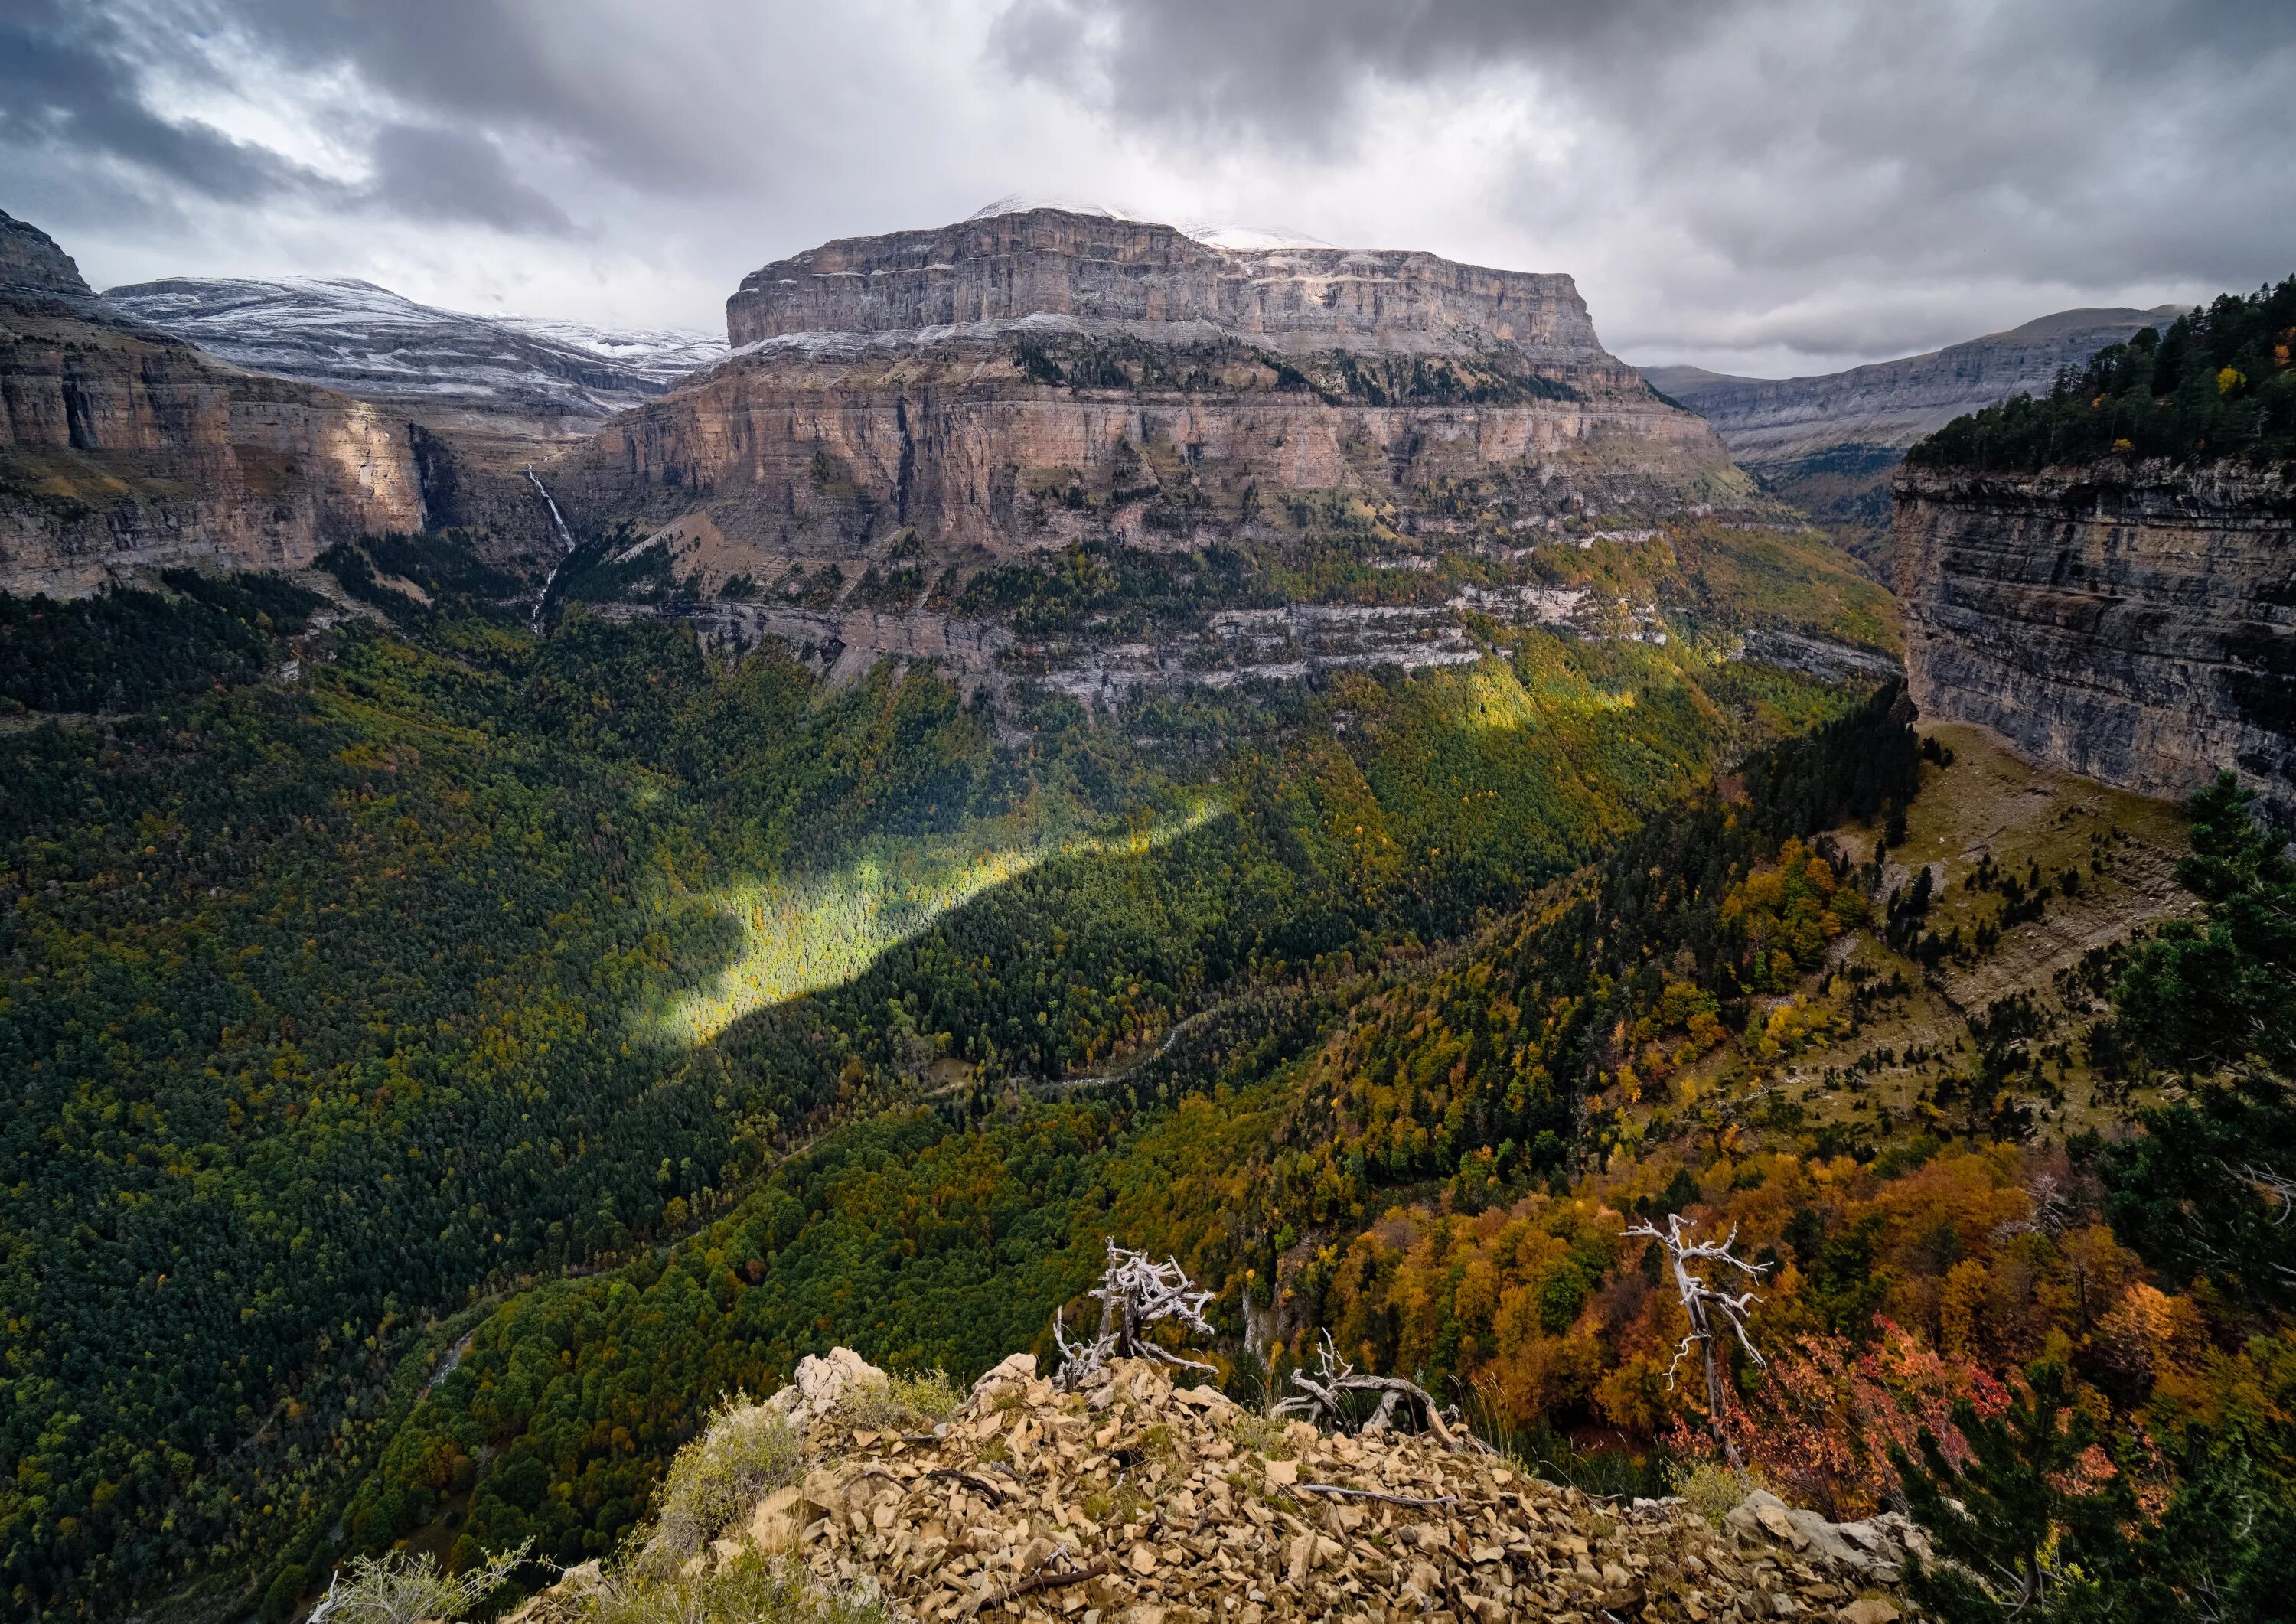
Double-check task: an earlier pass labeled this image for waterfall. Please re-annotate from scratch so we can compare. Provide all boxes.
[526,465,576,633]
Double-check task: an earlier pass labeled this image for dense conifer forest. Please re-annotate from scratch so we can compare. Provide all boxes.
[1908,272,2296,471]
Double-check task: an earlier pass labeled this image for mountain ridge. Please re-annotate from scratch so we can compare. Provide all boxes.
[1642,302,2182,571]
[103,274,726,434]
[1639,302,2185,458]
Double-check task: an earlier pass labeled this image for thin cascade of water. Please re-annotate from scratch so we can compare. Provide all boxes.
[526,465,576,632]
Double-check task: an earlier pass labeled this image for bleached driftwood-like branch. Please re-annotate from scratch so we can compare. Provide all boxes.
[1270,1330,1489,1454]
[1053,1238,1219,1388]
[2242,1162,2296,1225]
[1994,1172,2073,1239]
[1626,1211,1769,1467]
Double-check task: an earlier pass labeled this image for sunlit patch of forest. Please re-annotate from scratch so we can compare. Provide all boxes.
[654,801,1221,1045]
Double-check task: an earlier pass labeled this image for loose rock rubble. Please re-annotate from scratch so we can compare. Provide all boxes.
[543,1347,1922,1624]
[770,1346,892,1430]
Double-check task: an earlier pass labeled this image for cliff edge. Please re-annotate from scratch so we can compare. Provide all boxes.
[1895,459,2296,819]
[728,208,1608,367]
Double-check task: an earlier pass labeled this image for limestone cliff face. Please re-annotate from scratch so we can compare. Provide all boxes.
[729,207,1605,363]
[1895,461,2296,817]
[571,211,1743,585]
[563,336,1733,560]
[0,214,429,598]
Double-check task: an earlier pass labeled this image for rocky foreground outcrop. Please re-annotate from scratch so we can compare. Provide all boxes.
[517,1349,1916,1624]
[1895,459,2296,819]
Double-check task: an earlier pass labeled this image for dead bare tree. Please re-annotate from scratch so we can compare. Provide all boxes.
[1626,1211,1769,1467]
[1272,1331,1489,1453]
[1992,1172,2073,1240]
[2242,1161,2296,1223]
[1052,1238,1218,1387]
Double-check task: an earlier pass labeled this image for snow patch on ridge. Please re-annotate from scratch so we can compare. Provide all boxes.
[103,275,726,422]
[964,195,1330,253]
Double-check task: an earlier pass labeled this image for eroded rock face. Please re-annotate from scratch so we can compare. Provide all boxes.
[1894,460,2296,818]
[563,338,1732,567]
[0,210,93,301]
[0,292,429,597]
[729,207,1606,361]
[564,216,1743,608]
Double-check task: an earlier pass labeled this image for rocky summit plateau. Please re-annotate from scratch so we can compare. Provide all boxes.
[726,208,1611,361]
[552,207,1762,696]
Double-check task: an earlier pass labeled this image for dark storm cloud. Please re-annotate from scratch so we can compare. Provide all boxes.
[0,0,315,203]
[990,0,1738,148]
[364,123,572,234]
[2,0,2289,365]
[0,0,582,233]
[992,0,2296,305]
[188,0,764,189]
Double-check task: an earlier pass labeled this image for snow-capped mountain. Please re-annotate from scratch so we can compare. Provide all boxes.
[102,276,727,428]
[486,314,729,390]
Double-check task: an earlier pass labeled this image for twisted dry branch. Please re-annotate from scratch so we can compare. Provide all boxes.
[1271,1330,1490,1454]
[1053,1238,1219,1388]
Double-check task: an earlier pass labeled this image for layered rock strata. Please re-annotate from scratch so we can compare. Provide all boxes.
[601,582,1622,704]
[729,207,1603,361]
[564,210,1746,602]
[0,211,430,598]
[1895,460,2296,818]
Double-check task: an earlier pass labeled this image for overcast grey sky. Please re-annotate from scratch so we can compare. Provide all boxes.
[4,0,2291,374]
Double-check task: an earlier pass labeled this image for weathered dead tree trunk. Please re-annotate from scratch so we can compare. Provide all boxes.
[1626,1211,1769,1468]
[1052,1238,1218,1388]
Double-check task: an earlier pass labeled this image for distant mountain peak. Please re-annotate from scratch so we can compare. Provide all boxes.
[103,274,727,429]
[1642,302,2179,462]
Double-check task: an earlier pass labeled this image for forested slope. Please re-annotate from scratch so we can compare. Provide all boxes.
[351,684,2296,1621]
[0,573,1841,1622]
